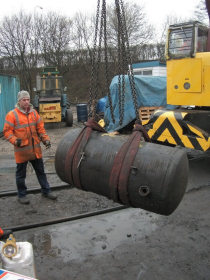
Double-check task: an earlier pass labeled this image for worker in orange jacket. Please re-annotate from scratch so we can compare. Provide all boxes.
[3,90,57,204]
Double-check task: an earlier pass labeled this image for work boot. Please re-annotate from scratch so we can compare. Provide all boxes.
[42,192,57,200]
[18,196,30,204]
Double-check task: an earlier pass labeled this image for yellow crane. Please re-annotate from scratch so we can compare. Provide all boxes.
[145,19,210,152]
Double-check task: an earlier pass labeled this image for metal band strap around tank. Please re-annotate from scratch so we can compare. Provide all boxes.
[109,122,151,205]
[64,119,106,189]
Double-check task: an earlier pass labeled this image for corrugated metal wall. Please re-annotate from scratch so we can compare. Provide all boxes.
[0,74,20,133]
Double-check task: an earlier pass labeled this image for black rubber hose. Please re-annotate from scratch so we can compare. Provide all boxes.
[4,205,128,232]
[0,184,71,198]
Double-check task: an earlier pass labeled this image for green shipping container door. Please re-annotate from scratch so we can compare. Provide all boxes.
[0,75,20,133]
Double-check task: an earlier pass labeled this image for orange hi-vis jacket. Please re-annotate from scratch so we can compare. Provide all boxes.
[3,105,50,163]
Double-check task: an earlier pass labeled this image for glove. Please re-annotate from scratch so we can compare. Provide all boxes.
[15,138,22,147]
[44,140,51,149]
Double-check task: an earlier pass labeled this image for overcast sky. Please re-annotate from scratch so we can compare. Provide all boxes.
[0,0,202,34]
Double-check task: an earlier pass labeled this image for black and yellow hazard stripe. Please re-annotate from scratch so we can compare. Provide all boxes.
[146,109,210,151]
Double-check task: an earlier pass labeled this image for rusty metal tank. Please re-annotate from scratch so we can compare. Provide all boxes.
[55,128,189,215]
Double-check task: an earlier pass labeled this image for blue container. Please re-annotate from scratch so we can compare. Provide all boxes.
[76,103,88,122]
[0,75,20,133]
[96,96,107,113]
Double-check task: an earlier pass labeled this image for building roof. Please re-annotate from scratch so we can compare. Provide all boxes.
[132,61,166,69]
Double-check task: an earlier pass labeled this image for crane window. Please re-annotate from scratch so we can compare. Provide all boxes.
[197,28,208,52]
[168,27,193,58]
[134,69,152,76]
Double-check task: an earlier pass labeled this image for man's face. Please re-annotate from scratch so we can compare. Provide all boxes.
[19,97,30,111]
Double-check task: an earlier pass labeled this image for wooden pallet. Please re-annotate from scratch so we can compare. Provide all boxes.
[139,106,162,123]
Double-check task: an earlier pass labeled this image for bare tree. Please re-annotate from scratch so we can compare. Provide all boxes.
[158,15,189,44]
[194,0,208,24]
[106,1,154,47]
[72,12,94,51]
[36,12,73,71]
[0,11,73,90]
[0,11,37,91]
[131,43,165,62]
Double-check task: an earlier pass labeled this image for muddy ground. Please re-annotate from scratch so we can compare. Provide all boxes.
[0,111,210,280]
[0,112,119,229]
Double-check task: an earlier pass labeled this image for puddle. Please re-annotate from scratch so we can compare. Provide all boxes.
[28,208,159,263]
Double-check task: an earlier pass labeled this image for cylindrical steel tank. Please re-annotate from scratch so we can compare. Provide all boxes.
[55,128,189,215]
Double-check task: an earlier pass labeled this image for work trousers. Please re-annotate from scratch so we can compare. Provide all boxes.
[16,158,50,198]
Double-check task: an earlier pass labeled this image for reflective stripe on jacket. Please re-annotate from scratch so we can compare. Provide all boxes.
[3,106,50,163]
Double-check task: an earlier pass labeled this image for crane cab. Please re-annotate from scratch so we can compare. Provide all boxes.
[165,21,210,107]
[166,21,208,59]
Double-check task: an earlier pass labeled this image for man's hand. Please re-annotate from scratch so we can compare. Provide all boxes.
[44,140,51,149]
[15,138,22,147]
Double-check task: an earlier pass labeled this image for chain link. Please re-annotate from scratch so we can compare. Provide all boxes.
[88,0,100,118]
[89,0,140,124]
[91,0,104,119]
[119,0,140,123]
[115,0,127,125]
[103,0,115,124]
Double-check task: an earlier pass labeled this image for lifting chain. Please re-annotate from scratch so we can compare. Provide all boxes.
[103,0,116,124]
[89,0,141,124]
[88,0,101,118]
[89,0,115,122]
[115,0,126,125]
[116,0,140,124]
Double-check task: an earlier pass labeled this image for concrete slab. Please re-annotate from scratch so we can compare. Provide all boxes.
[13,187,210,280]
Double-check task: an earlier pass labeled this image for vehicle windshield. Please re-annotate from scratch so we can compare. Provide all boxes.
[168,26,194,58]
[40,76,63,97]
